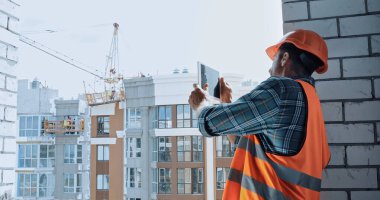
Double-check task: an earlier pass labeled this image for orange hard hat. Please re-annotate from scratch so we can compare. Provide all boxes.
[266,29,328,74]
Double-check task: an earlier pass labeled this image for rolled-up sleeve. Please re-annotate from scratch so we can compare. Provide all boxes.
[197,78,282,137]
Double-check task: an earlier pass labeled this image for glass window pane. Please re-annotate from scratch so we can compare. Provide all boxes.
[159,107,165,120]
[177,105,183,119]
[184,105,190,119]
[97,146,103,160]
[97,175,102,189]
[104,146,109,160]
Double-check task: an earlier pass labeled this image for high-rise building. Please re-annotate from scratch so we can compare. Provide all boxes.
[0,1,19,199]
[88,70,255,200]
[16,79,91,200]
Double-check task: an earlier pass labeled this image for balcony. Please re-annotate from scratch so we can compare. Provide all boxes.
[43,118,85,134]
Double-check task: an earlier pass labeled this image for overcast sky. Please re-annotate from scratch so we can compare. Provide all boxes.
[16,0,283,98]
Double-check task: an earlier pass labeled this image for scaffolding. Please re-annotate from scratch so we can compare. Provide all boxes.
[44,118,85,134]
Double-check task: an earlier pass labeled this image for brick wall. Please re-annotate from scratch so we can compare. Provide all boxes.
[0,0,19,199]
[282,0,380,199]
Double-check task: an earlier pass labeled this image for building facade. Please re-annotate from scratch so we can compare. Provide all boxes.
[88,69,255,200]
[16,79,90,200]
[0,0,19,199]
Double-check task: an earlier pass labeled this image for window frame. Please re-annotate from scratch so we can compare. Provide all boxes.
[216,168,230,190]
[157,105,172,128]
[64,144,82,164]
[126,168,142,188]
[96,174,109,190]
[177,136,203,162]
[177,168,204,194]
[126,138,142,158]
[158,168,171,194]
[97,145,110,161]
[126,108,142,129]
[158,136,172,162]
[97,116,110,135]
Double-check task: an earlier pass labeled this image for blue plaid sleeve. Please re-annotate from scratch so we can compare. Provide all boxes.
[198,77,282,137]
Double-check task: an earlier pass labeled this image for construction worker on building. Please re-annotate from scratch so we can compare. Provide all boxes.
[189,29,331,200]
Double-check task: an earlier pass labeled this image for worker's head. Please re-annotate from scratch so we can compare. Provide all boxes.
[269,43,324,77]
[266,29,328,77]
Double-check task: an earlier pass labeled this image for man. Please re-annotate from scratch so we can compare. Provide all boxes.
[189,29,330,200]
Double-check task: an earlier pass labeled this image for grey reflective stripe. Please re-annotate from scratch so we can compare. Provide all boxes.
[238,137,321,191]
[229,168,290,200]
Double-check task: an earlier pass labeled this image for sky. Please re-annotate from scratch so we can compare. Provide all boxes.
[16,0,283,98]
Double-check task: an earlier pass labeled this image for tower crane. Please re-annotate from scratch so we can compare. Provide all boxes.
[19,22,125,105]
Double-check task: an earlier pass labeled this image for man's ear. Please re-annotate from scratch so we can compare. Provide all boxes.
[280,52,290,67]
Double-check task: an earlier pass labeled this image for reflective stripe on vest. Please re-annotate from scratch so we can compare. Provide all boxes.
[222,80,331,200]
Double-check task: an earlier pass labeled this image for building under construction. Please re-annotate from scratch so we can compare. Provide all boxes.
[87,70,255,200]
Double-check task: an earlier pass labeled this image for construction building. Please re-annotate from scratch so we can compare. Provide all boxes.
[87,68,255,200]
[16,79,91,200]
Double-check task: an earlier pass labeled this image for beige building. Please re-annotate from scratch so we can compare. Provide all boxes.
[88,69,255,200]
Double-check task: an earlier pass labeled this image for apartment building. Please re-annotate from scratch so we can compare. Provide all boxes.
[88,67,255,200]
[16,79,90,200]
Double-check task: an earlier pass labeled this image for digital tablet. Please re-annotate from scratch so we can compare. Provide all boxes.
[197,62,220,98]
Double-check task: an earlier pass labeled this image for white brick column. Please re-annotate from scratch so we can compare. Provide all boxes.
[0,0,19,199]
[282,0,380,199]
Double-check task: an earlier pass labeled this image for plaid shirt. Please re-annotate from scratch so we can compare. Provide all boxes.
[198,76,314,155]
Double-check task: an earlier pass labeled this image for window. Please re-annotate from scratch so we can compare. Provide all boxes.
[97,145,109,161]
[157,105,172,128]
[64,174,82,193]
[38,173,55,197]
[97,174,109,190]
[177,105,198,128]
[192,108,198,128]
[18,144,38,168]
[39,145,55,168]
[126,168,142,188]
[19,116,41,137]
[17,174,37,197]
[158,168,171,194]
[177,168,191,194]
[192,136,203,162]
[17,173,54,198]
[64,145,82,164]
[176,105,191,128]
[126,108,142,129]
[158,137,171,162]
[177,168,204,194]
[216,136,235,157]
[126,138,141,158]
[216,168,230,190]
[97,116,110,135]
[177,136,203,162]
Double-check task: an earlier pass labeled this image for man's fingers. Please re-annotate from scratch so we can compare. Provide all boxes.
[203,83,209,91]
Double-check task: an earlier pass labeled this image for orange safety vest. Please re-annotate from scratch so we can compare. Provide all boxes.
[222,80,330,200]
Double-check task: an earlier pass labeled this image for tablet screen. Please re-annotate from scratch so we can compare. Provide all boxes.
[198,62,220,98]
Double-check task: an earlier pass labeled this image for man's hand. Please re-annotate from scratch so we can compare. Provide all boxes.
[188,83,208,111]
[220,77,232,103]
